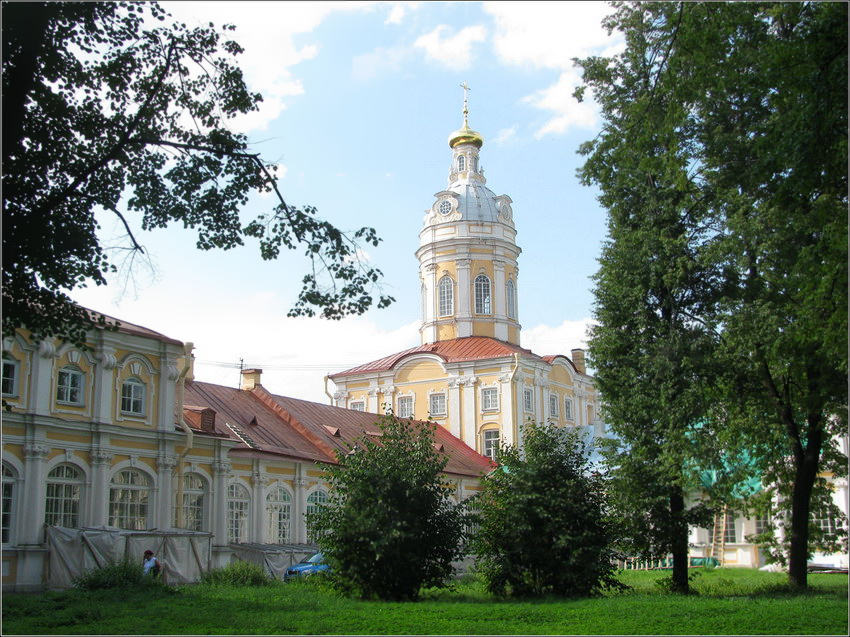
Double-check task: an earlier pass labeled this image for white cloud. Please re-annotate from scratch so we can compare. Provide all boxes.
[522,318,596,359]
[483,1,620,137]
[493,125,518,145]
[352,46,410,81]
[385,2,420,25]
[414,25,487,70]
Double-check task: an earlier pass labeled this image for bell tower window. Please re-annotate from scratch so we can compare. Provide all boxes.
[506,279,516,319]
[474,275,491,314]
[457,155,465,171]
[438,276,454,317]
[472,156,478,172]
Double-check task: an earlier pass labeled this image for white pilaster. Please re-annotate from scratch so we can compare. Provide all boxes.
[21,442,48,544]
[293,464,305,543]
[456,259,472,337]
[447,376,461,438]
[89,448,112,526]
[367,387,379,414]
[212,459,231,547]
[156,454,177,528]
[251,463,264,542]
[460,376,478,449]
[499,372,515,446]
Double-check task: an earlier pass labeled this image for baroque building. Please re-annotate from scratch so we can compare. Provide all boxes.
[329,89,604,459]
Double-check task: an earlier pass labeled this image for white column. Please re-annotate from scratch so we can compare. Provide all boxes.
[447,377,461,438]
[499,372,515,446]
[156,454,177,528]
[93,348,116,424]
[460,376,478,449]
[293,464,305,543]
[89,448,112,526]
[158,354,179,432]
[212,459,231,547]
[30,341,56,415]
[493,260,506,315]
[333,390,347,408]
[251,463,264,542]
[456,259,472,337]
[367,387,379,414]
[20,442,48,544]
[380,385,396,416]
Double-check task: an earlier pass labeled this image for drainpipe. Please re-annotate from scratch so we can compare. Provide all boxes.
[174,344,194,528]
[323,375,334,405]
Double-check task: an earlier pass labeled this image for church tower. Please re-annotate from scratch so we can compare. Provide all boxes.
[416,84,522,345]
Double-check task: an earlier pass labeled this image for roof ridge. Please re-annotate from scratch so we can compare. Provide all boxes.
[249,385,338,461]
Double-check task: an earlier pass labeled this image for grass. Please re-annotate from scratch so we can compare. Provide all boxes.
[2,568,847,635]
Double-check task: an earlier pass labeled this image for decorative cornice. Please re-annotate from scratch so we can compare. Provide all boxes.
[23,442,49,459]
[212,460,233,475]
[157,455,178,472]
[98,350,118,370]
[38,341,56,359]
[91,448,113,465]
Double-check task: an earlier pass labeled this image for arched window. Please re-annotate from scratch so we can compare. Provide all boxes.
[305,489,328,544]
[121,378,146,416]
[45,464,83,528]
[266,485,292,544]
[506,279,516,319]
[175,473,206,531]
[474,275,491,314]
[2,463,17,544]
[472,156,478,172]
[109,469,151,530]
[56,366,84,405]
[457,155,466,171]
[2,356,19,396]
[227,483,250,543]
[438,275,454,317]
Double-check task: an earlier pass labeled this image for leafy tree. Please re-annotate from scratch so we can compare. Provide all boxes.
[472,422,622,598]
[2,1,393,347]
[308,414,464,601]
[576,1,847,589]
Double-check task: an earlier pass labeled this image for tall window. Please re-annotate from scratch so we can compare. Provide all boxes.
[429,393,446,417]
[523,388,533,412]
[56,366,84,405]
[483,430,499,460]
[109,469,151,530]
[474,275,491,314]
[457,155,465,171]
[2,463,16,543]
[305,489,328,544]
[266,485,291,544]
[472,156,478,172]
[438,276,454,316]
[724,511,737,543]
[45,464,83,528]
[2,357,18,396]
[754,516,770,535]
[813,510,838,535]
[397,395,413,418]
[481,387,498,411]
[506,279,516,319]
[175,473,206,532]
[564,398,573,421]
[121,378,145,415]
[549,393,559,418]
[227,483,250,543]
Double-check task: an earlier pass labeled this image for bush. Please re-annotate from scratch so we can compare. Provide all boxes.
[200,560,273,586]
[73,558,152,590]
[309,414,464,601]
[472,422,624,598]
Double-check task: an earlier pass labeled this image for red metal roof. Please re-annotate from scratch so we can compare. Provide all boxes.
[330,336,545,378]
[183,380,494,477]
[85,308,184,346]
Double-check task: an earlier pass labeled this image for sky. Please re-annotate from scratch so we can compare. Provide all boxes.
[71,1,624,404]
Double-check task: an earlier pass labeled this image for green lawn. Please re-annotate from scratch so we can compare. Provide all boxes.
[3,568,847,635]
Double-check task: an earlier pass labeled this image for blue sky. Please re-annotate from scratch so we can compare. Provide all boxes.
[71,1,623,403]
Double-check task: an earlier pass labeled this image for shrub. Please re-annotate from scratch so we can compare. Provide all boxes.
[200,560,273,586]
[472,422,624,598]
[73,558,151,590]
[309,414,464,601]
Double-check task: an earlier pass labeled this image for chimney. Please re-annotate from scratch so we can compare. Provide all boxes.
[571,349,586,374]
[200,408,216,433]
[241,368,263,391]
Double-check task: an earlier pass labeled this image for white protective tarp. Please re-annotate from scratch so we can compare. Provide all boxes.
[46,526,212,589]
[229,543,316,580]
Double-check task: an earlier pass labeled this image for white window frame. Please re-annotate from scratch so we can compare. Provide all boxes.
[109,469,152,530]
[506,279,516,319]
[397,395,414,418]
[474,275,492,315]
[265,484,292,544]
[2,357,19,397]
[2,463,17,545]
[349,400,365,412]
[724,511,737,543]
[305,489,328,544]
[549,393,559,418]
[120,378,146,416]
[56,366,85,406]
[175,472,206,532]
[429,392,446,417]
[457,155,466,171]
[45,464,84,528]
[482,430,499,460]
[564,397,573,421]
[523,388,533,412]
[438,275,454,317]
[227,482,251,543]
[481,387,499,412]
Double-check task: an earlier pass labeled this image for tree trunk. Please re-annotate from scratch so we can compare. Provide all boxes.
[787,418,824,589]
[670,485,689,594]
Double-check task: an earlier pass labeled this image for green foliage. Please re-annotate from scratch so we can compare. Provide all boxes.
[308,413,465,601]
[472,422,623,598]
[2,1,392,347]
[576,1,848,589]
[72,558,161,590]
[199,560,273,586]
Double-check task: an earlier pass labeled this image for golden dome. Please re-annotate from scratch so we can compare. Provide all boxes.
[448,123,484,149]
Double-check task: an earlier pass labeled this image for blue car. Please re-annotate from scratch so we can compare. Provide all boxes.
[285,552,330,579]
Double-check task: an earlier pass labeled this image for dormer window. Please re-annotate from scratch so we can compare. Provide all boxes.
[57,366,84,405]
[457,155,465,171]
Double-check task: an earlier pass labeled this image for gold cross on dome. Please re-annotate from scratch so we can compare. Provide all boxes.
[460,81,470,126]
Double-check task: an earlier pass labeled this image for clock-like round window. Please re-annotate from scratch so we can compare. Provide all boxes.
[438,200,452,215]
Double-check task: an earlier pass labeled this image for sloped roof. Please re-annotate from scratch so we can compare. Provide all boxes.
[330,336,545,378]
[183,380,494,477]
[540,354,580,374]
[87,309,184,346]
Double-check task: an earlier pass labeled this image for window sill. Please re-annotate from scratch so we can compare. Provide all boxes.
[56,401,85,407]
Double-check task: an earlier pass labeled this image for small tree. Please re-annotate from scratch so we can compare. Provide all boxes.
[472,422,622,597]
[308,414,464,601]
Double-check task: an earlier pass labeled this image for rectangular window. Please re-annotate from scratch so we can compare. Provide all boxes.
[2,476,13,544]
[56,369,84,405]
[483,430,499,460]
[564,398,573,420]
[228,500,248,542]
[724,511,737,543]
[523,388,533,412]
[754,516,769,535]
[2,359,18,396]
[121,381,145,415]
[397,396,413,418]
[45,482,81,528]
[429,393,446,417]
[813,511,837,535]
[349,401,365,412]
[481,387,498,411]
[549,393,559,418]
